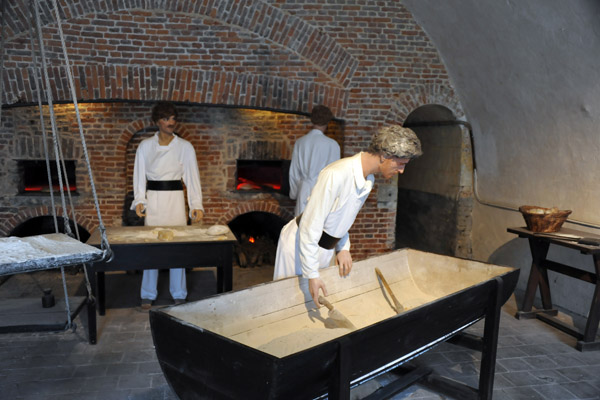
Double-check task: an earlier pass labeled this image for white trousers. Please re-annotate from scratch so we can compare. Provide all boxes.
[141,189,188,300]
[141,268,187,300]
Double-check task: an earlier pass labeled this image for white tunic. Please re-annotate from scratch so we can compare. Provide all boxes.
[131,133,204,300]
[274,152,374,280]
[289,129,340,216]
[131,133,204,225]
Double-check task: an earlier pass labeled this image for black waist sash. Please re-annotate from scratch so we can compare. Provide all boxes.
[295,214,341,250]
[146,180,183,191]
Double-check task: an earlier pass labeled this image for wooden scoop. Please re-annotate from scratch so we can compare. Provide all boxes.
[318,296,357,330]
[375,267,404,313]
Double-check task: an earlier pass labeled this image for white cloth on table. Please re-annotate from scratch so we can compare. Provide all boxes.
[274,152,374,280]
[289,129,340,216]
[131,133,203,300]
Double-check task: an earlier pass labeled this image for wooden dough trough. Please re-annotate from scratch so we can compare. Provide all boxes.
[149,249,519,400]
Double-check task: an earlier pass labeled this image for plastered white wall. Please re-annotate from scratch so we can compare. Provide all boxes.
[404,0,600,316]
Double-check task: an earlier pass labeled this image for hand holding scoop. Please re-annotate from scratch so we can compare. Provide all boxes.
[318,296,357,330]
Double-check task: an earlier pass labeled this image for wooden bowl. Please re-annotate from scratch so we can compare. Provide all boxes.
[519,205,572,233]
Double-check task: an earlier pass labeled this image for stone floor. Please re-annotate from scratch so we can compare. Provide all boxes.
[0,265,599,400]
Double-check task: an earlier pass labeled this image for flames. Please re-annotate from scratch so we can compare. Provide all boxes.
[24,185,77,192]
[236,177,281,191]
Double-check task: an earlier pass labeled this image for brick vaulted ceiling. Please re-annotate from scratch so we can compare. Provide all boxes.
[2,0,361,115]
[1,0,459,130]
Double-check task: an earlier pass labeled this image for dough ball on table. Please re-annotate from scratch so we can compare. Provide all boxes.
[207,225,229,236]
[157,229,174,241]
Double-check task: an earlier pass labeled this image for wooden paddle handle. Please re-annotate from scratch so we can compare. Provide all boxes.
[375,267,404,313]
[318,295,334,311]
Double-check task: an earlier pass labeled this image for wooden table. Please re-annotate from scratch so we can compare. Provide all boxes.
[86,225,236,343]
[507,226,600,351]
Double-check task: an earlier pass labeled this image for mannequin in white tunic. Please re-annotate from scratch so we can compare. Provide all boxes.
[131,102,204,308]
[274,125,422,307]
[289,105,340,216]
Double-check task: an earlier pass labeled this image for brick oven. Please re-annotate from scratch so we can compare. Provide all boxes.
[0,0,472,262]
[0,102,344,257]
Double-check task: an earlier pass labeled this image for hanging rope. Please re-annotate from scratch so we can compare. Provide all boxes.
[49,0,112,261]
[0,0,6,127]
[1,0,115,330]
[29,0,84,252]
[31,0,74,328]
[32,2,71,237]
[47,0,115,315]
[27,0,59,233]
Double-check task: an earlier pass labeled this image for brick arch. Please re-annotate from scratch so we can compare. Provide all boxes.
[117,118,194,147]
[217,200,294,226]
[0,205,96,237]
[7,66,347,116]
[6,1,357,87]
[4,1,357,110]
[385,84,465,124]
[387,83,473,259]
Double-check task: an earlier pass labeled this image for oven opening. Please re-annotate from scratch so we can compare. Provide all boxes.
[18,159,78,195]
[236,159,290,195]
[228,211,286,268]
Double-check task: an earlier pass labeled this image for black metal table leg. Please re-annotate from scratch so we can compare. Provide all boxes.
[86,264,98,344]
[86,296,97,344]
[97,271,106,316]
[216,250,224,294]
[223,245,232,292]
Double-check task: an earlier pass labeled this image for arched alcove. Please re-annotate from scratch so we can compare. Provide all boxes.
[396,104,472,257]
[228,211,286,268]
[9,216,91,243]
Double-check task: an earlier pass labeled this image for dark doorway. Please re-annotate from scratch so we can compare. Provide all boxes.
[397,105,464,256]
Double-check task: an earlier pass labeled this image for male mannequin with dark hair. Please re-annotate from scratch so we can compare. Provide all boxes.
[288,105,340,216]
[131,101,204,309]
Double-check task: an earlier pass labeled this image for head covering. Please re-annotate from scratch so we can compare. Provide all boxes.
[310,105,334,126]
[368,125,423,159]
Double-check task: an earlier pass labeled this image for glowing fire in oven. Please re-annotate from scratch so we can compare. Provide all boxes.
[235,160,289,194]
